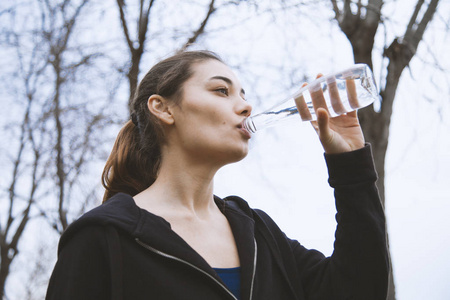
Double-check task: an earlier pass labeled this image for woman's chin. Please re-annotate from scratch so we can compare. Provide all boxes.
[222,147,249,165]
[195,143,249,167]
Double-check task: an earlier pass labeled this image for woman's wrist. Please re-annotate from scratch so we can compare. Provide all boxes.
[324,144,377,187]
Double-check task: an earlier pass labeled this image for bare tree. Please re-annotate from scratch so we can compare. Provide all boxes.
[115,0,221,109]
[0,0,117,298]
[0,3,53,297]
[331,1,441,299]
[39,0,96,232]
[116,0,156,109]
[0,91,43,300]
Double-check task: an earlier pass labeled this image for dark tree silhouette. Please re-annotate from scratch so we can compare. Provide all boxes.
[331,1,441,299]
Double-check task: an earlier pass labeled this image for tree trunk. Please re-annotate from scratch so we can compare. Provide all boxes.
[331,1,440,299]
[127,50,143,111]
[358,64,402,300]
[0,247,12,300]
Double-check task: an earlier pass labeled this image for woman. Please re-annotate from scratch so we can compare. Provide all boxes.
[46,51,389,300]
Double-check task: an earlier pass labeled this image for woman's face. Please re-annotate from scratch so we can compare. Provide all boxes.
[168,59,252,166]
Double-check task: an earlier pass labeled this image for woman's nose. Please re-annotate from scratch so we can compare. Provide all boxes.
[239,99,252,117]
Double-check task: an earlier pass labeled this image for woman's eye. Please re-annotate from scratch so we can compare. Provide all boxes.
[215,88,229,96]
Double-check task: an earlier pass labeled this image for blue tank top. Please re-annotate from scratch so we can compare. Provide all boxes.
[213,267,241,299]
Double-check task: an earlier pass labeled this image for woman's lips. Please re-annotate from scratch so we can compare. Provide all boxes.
[238,121,251,139]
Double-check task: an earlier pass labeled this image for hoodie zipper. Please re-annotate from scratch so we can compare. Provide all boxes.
[249,238,257,299]
[135,238,257,300]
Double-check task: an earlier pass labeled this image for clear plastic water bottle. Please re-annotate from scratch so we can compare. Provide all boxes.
[243,64,380,134]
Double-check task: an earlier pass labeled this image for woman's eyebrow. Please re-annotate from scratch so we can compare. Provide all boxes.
[209,76,245,95]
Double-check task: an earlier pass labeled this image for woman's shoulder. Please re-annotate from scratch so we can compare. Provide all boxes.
[221,195,283,234]
[58,193,141,254]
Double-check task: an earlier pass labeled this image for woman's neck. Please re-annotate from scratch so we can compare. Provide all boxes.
[134,150,221,219]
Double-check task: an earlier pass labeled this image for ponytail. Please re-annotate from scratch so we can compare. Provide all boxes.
[101,120,160,202]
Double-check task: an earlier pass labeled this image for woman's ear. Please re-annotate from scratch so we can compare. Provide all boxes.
[147,95,174,125]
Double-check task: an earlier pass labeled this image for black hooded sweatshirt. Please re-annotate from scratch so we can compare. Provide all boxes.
[46,145,389,300]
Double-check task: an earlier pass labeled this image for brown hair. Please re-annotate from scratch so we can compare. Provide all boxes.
[102,50,223,202]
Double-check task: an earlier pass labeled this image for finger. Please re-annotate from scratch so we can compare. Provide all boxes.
[346,78,360,109]
[327,76,347,115]
[308,74,329,114]
[346,110,358,118]
[294,82,313,121]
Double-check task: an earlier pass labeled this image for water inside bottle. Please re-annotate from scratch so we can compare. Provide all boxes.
[244,65,379,134]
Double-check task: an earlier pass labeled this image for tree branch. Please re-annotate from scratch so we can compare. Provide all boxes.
[137,0,155,54]
[404,0,424,42]
[366,0,383,27]
[331,0,340,19]
[343,0,353,18]
[179,0,216,51]
[385,0,440,70]
[116,0,134,51]
[357,0,362,19]
[410,0,439,48]
[5,95,32,236]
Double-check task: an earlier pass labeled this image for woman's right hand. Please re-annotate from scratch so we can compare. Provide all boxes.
[294,75,365,154]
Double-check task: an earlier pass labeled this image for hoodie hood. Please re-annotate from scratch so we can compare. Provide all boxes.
[58,193,144,254]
